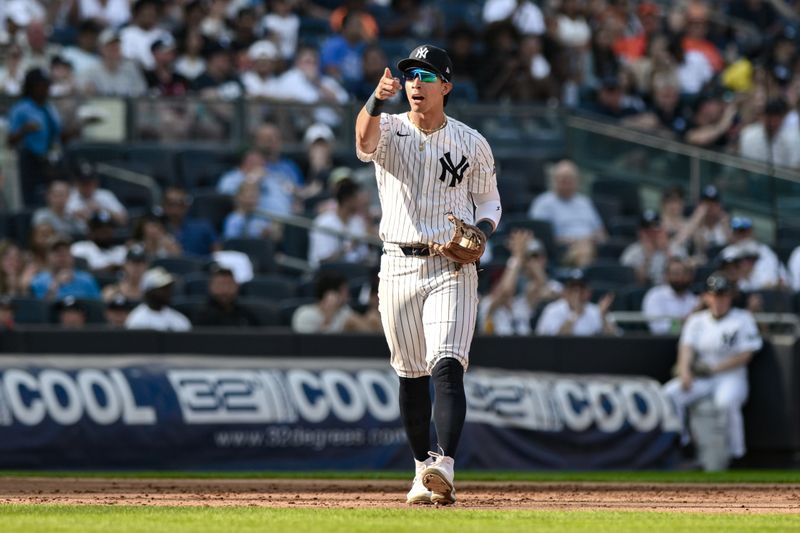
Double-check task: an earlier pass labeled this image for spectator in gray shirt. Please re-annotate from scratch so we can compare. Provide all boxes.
[80,28,146,97]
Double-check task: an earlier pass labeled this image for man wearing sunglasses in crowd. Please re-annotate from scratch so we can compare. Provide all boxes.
[355,45,502,506]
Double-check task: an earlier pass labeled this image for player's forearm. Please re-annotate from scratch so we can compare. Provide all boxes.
[355,107,382,155]
[677,343,694,375]
[713,351,753,373]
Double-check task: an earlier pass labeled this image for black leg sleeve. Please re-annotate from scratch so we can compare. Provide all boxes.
[398,376,432,462]
[431,358,466,458]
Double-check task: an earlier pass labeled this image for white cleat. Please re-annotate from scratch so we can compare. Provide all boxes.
[421,451,456,505]
[406,458,434,505]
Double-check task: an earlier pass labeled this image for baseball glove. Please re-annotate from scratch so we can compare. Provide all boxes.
[430,214,486,265]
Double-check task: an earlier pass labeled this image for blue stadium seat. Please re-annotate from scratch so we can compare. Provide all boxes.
[241,275,298,301]
[279,223,309,262]
[125,145,179,186]
[11,298,50,324]
[152,257,207,275]
[177,148,237,190]
[189,191,234,233]
[318,262,372,282]
[591,178,641,217]
[585,263,637,287]
[239,298,280,327]
[181,272,210,297]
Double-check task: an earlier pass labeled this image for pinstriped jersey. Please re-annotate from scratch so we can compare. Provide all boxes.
[357,112,498,245]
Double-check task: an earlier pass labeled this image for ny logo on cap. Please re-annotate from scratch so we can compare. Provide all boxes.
[415,47,429,59]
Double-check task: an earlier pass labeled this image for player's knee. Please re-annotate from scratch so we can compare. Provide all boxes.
[431,357,464,392]
[713,387,746,410]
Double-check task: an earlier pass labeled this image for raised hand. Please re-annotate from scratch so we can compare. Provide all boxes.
[375,67,401,101]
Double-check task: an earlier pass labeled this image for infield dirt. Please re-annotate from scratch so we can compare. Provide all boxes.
[0,478,798,514]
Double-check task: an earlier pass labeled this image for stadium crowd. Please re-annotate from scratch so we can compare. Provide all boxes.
[2,0,800,335]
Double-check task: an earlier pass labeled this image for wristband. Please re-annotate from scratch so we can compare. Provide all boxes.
[365,93,385,116]
[476,220,494,239]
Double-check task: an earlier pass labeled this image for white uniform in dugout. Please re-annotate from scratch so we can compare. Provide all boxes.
[663,307,762,458]
[357,112,499,378]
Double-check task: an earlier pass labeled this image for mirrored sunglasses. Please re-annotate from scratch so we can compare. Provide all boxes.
[404,68,439,83]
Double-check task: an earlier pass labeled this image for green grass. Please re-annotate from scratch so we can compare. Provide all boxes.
[1,470,799,483]
[0,506,797,533]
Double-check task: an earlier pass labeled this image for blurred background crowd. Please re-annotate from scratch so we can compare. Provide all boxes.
[1,0,800,337]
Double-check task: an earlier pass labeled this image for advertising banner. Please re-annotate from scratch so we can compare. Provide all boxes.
[0,356,680,469]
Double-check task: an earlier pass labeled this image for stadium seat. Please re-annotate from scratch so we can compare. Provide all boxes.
[65,143,128,170]
[177,148,237,190]
[591,178,641,217]
[497,157,548,194]
[8,210,34,248]
[223,238,276,273]
[278,297,316,326]
[279,223,309,261]
[777,224,800,243]
[11,298,50,324]
[241,275,298,301]
[584,263,637,287]
[152,256,207,275]
[125,145,179,186]
[189,190,234,233]
[172,296,206,323]
[754,290,794,313]
[239,298,280,326]
[318,262,372,282]
[596,237,632,260]
[94,272,120,289]
[593,196,622,228]
[495,215,557,259]
[693,265,717,284]
[497,176,534,215]
[607,216,639,239]
[181,272,210,297]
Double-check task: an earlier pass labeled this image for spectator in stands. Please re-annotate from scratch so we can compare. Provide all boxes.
[81,28,147,97]
[30,237,101,301]
[162,186,219,257]
[7,68,62,206]
[131,209,182,259]
[49,56,79,97]
[125,267,191,331]
[102,244,148,302]
[479,230,562,336]
[218,124,303,213]
[482,0,545,36]
[723,217,786,291]
[33,180,87,239]
[528,160,606,267]
[535,269,617,336]
[70,211,127,272]
[0,43,26,96]
[685,92,738,148]
[270,45,349,105]
[120,0,169,70]
[69,0,131,29]
[0,296,15,330]
[621,209,686,285]
[384,0,444,41]
[0,240,27,297]
[292,271,381,333]
[60,20,102,77]
[320,10,369,94]
[191,44,244,100]
[21,20,60,71]
[690,185,731,258]
[222,180,274,240]
[55,296,88,329]
[447,25,481,86]
[229,7,259,55]
[21,221,55,290]
[580,75,642,120]
[66,161,127,227]
[104,293,133,328]
[193,264,260,327]
[300,123,337,208]
[789,244,800,292]
[663,273,762,462]
[240,40,280,98]
[659,186,687,239]
[739,98,800,169]
[174,28,206,81]
[144,36,189,97]
[261,0,300,60]
[642,257,699,335]
[308,179,372,268]
[635,73,691,139]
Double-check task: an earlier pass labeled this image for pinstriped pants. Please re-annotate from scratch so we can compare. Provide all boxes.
[378,245,479,378]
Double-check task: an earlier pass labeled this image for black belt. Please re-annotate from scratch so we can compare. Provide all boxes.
[397,244,432,257]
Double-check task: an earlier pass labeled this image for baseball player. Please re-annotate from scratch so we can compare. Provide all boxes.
[355,44,501,505]
[663,273,762,461]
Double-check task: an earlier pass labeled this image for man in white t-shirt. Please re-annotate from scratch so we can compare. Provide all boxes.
[308,178,373,268]
[119,0,170,70]
[724,216,787,291]
[291,271,379,333]
[663,273,763,460]
[788,244,800,291]
[240,40,280,98]
[125,267,191,331]
[535,269,616,336]
[739,98,800,169]
[642,257,699,334]
[66,162,128,226]
[621,209,686,285]
[483,0,545,35]
[528,160,606,266]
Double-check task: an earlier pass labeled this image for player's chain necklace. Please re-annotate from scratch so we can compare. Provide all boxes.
[408,113,447,151]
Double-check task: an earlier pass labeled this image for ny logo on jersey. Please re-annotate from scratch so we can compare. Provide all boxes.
[722,330,739,348]
[415,47,429,59]
[438,152,469,187]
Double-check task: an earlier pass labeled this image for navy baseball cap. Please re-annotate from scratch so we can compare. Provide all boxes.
[561,269,588,286]
[700,185,720,201]
[731,216,753,231]
[639,209,661,229]
[398,45,453,82]
[705,273,732,294]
